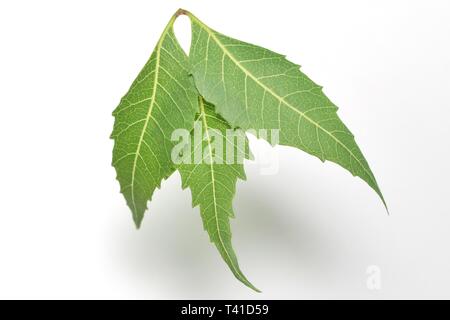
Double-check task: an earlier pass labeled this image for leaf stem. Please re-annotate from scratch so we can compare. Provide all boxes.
[174,8,203,27]
[175,8,190,18]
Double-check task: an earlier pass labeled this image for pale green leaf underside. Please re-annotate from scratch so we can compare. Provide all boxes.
[111,9,385,292]
[178,98,259,292]
[188,15,385,205]
[111,20,198,227]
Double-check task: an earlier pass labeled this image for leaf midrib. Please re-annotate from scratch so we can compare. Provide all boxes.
[199,98,249,287]
[129,26,170,222]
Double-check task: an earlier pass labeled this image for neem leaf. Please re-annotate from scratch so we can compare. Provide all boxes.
[111,14,198,227]
[186,12,385,206]
[111,9,386,292]
[177,97,259,292]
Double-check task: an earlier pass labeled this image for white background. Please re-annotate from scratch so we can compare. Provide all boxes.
[0,0,449,299]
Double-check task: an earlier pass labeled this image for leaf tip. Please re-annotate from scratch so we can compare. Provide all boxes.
[381,194,389,215]
[133,215,143,230]
[371,181,388,214]
[131,207,146,229]
[241,278,261,293]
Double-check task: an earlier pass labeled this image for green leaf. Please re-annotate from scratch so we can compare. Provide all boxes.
[186,12,385,206]
[111,14,198,227]
[178,97,259,292]
[111,9,386,292]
